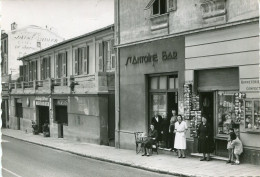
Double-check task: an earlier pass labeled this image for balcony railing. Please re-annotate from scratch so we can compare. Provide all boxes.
[7,72,114,94]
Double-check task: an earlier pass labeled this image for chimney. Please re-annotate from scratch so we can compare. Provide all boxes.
[11,22,18,31]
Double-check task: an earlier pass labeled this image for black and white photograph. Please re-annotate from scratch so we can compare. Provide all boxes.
[1,0,260,176]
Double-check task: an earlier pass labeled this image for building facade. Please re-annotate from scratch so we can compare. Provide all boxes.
[1,23,64,128]
[114,0,259,164]
[9,25,116,146]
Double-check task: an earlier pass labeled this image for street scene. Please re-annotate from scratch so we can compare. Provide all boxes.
[1,0,260,176]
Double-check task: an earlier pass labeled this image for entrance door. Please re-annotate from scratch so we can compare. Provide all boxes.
[55,106,68,138]
[38,106,50,133]
[16,102,23,130]
[167,92,178,116]
[108,94,115,147]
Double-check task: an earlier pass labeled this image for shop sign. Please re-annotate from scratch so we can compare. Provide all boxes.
[35,100,49,106]
[240,78,260,92]
[125,51,177,66]
[56,99,68,106]
[16,98,22,103]
[35,96,49,102]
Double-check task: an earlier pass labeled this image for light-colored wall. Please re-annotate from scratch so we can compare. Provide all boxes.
[117,0,259,45]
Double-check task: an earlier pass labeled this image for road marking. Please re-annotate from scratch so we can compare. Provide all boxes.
[2,167,23,177]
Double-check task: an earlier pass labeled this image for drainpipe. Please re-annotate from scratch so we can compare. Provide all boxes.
[115,0,121,148]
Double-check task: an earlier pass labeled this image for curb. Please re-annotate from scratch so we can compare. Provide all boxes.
[3,134,193,177]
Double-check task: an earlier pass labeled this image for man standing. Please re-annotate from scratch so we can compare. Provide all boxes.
[151,113,162,142]
[161,113,170,148]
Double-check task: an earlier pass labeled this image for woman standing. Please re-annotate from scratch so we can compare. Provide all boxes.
[197,116,214,161]
[174,115,188,158]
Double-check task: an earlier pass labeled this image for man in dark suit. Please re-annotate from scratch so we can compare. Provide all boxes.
[151,114,162,142]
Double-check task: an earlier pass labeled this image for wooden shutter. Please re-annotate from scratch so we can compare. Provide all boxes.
[33,61,37,81]
[55,54,59,78]
[168,0,177,11]
[74,49,79,75]
[62,52,67,77]
[46,57,51,79]
[98,42,103,71]
[78,48,83,75]
[87,46,89,74]
[24,65,28,82]
[83,47,87,74]
[19,65,24,81]
[40,59,44,80]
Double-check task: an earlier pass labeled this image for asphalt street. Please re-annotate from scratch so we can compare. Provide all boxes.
[1,136,175,177]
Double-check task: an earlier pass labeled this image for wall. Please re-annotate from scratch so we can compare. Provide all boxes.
[119,37,185,149]
[8,26,63,80]
[117,0,259,45]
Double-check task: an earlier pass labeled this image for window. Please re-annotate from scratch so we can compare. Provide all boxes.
[41,56,51,80]
[29,61,37,81]
[216,91,236,135]
[244,99,260,131]
[105,39,115,71]
[152,0,167,15]
[150,75,178,90]
[56,52,67,78]
[74,46,89,75]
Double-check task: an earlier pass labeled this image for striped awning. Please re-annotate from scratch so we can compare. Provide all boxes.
[144,0,156,10]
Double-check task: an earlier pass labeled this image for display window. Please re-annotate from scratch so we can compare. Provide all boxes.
[216,91,237,135]
[244,99,260,131]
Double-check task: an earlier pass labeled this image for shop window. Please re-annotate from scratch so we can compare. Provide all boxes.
[151,94,167,118]
[244,99,260,131]
[217,91,236,135]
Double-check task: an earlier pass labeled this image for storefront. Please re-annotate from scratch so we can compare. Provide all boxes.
[185,22,260,164]
[117,37,185,149]
[35,96,50,133]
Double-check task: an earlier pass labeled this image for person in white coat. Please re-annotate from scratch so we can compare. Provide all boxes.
[174,115,188,158]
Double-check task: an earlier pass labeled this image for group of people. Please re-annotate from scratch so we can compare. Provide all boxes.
[141,110,243,165]
[142,110,188,157]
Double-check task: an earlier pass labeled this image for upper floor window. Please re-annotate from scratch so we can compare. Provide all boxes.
[41,56,51,80]
[98,39,115,72]
[29,60,38,81]
[56,52,67,78]
[145,0,177,16]
[74,46,89,75]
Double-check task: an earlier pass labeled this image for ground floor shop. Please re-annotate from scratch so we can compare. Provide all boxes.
[116,36,185,149]
[184,21,260,165]
[9,93,115,146]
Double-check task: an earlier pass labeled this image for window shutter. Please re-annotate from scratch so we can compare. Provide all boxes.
[74,49,78,75]
[87,46,89,74]
[34,61,37,80]
[99,42,103,72]
[58,54,62,78]
[55,54,59,78]
[83,47,87,74]
[19,65,23,81]
[78,48,83,75]
[40,59,44,80]
[47,57,51,79]
[24,65,28,82]
[168,0,177,11]
[62,52,67,77]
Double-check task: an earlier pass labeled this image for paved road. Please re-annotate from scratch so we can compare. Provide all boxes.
[2,136,174,177]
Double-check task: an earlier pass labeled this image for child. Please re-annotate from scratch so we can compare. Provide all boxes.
[230,132,243,165]
[226,128,235,163]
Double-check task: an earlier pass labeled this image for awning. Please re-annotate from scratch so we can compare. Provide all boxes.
[144,0,156,10]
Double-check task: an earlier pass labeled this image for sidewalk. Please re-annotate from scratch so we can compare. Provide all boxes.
[1,129,260,177]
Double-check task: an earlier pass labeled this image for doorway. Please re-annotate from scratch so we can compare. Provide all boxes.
[55,105,68,138]
[37,106,50,133]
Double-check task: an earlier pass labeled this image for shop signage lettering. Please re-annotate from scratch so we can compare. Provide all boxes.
[35,100,49,106]
[35,96,49,102]
[125,51,177,66]
[240,78,260,92]
[56,100,68,105]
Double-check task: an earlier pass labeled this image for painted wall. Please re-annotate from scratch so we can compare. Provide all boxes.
[8,26,63,80]
[119,37,185,149]
[117,0,259,44]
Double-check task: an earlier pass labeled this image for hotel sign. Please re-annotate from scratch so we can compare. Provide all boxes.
[240,78,260,92]
[125,51,177,66]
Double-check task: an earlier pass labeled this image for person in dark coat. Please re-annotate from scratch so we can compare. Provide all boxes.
[142,124,158,156]
[197,116,214,161]
[160,114,170,148]
[169,110,177,151]
[151,114,162,141]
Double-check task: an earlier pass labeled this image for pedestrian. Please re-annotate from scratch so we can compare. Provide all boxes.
[161,113,170,148]
[230,132,243,165]
[174,115,188,158]
[226,128,235,163]
[197,116,214,161]
[169,110,177,152]
[151,113,162,143]
[142,124,158,157]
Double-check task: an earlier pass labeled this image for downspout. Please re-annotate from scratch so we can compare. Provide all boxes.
[115,0,121,148]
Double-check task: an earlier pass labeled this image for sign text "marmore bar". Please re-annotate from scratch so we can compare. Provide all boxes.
[125,51,177,66]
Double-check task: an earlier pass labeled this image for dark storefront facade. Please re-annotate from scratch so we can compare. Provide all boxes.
[117,37,185,149]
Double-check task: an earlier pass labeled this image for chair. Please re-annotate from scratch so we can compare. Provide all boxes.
[134,132,144,154]
[150,140,159,154]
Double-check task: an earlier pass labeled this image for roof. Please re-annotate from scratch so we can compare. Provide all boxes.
[19,24,114,61]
